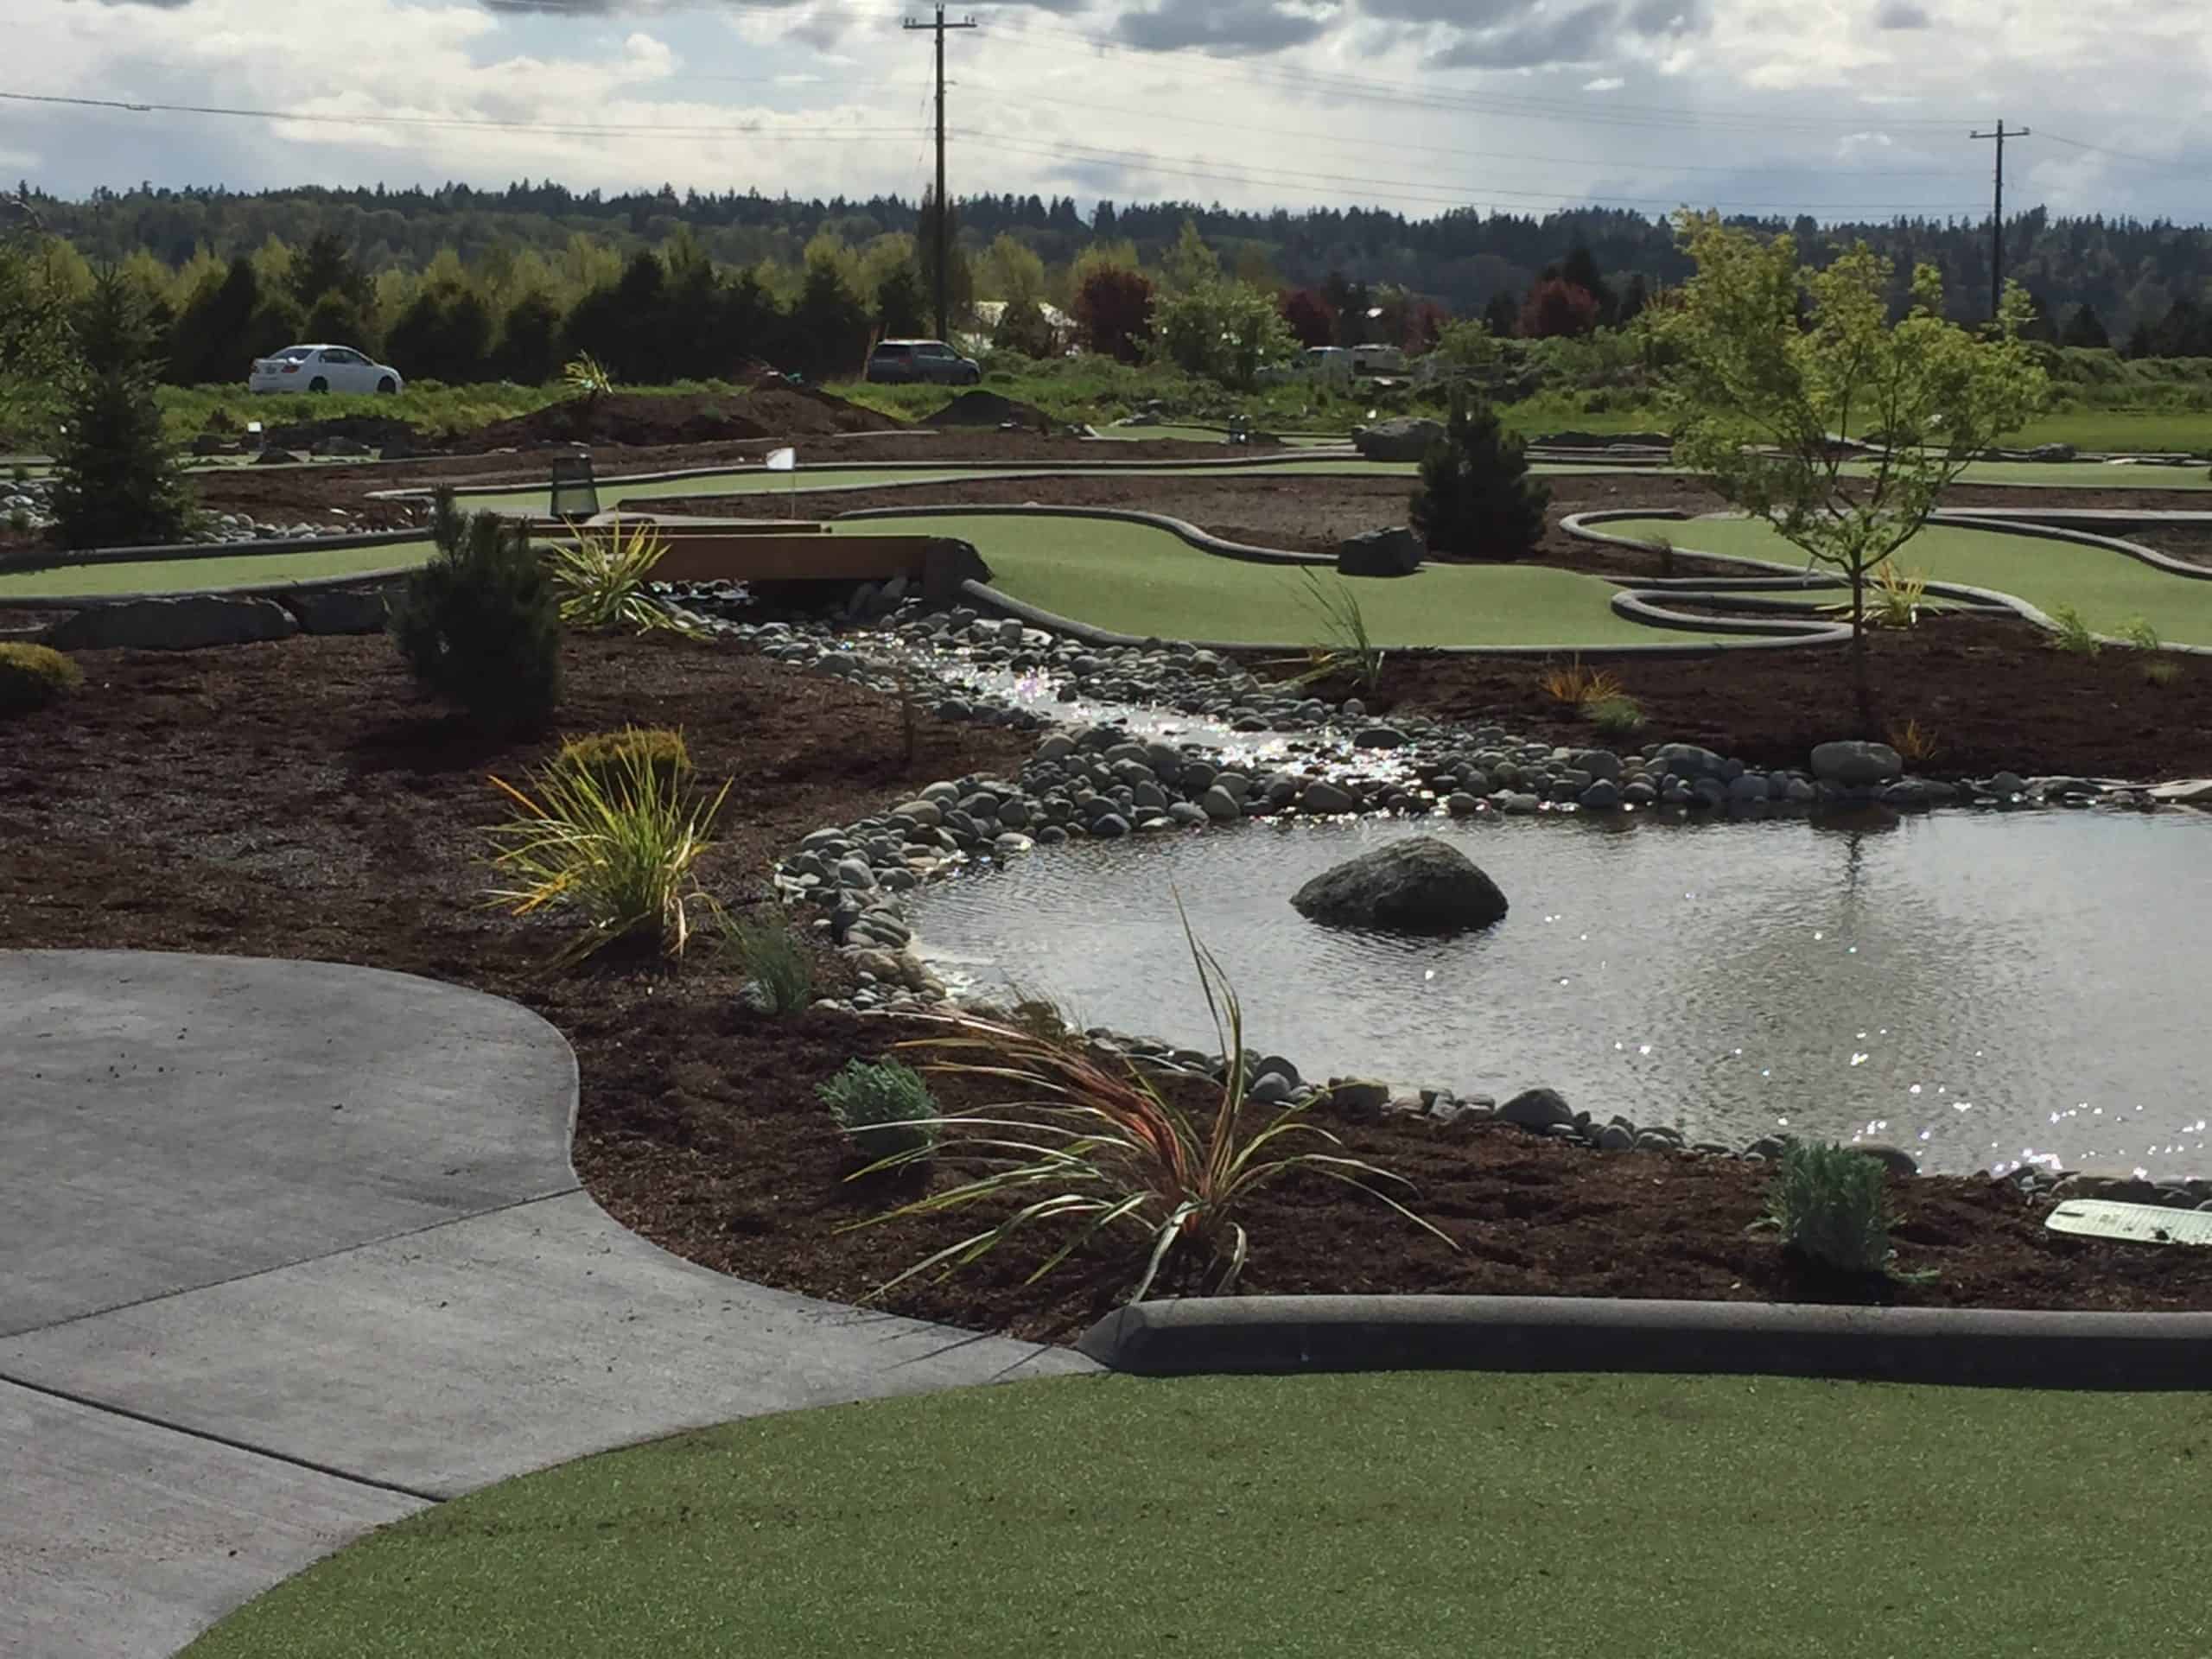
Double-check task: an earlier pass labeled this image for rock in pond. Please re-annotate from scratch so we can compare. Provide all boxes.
[1810,741,1904,788]
[1290,836,1508,934]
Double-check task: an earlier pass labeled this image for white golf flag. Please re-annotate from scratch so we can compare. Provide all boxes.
[766,447,797,472]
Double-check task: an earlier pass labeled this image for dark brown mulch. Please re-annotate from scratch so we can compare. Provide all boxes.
[1288,613,2212,782]
[452,386,887,454]
[5,631,2212,1347]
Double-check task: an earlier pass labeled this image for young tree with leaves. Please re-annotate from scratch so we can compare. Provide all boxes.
[1649,211,2047,724]
[49,265,195,548]
[0,226,73,443]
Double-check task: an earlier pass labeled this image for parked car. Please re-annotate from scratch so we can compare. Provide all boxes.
[1351,344,1408,376]
[865,339,982,385]
[1298,346,1352,383]
[247,345,404,396]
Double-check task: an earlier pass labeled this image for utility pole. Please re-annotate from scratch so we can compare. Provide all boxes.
[1969,121,2030,321]
[906,4,976,342]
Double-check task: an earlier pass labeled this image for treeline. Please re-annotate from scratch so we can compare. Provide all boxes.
[22,180,2212,338]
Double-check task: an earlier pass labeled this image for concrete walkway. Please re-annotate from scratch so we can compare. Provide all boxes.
[0,950,1090,1658]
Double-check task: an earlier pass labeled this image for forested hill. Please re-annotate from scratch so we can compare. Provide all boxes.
[21,180,2212,336]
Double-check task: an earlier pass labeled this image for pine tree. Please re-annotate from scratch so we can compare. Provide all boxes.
[49,266,194,549]
[1408,386,1550,562]
[388,491,563,732]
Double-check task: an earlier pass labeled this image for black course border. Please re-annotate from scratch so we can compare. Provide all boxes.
[1078,1294,2212,1390]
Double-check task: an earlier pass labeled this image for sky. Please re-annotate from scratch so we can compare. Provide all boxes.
[3,0,2209,226]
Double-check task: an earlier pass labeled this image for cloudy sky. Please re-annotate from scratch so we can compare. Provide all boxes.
[4,0,2208,225]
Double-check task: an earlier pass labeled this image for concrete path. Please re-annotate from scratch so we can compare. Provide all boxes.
[0,950,1090,1658]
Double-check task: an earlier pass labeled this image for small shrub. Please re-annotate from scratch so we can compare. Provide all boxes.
[1408,385,1550,561]
[0,641,81,715]
[1540,658,1624,707]
[1885,716,1940,764]
[389,491,563,731]
[2119,617,2161,652]
[818,1059,941,1160]
[726,913,817,1014]
[2145,657,2184,688]
[2047,603,2101,656]
[1586,693,1645,735]
[1764,1139,1894,1274]
[5,507,29,534]
[1866,561,1929,629]
[1650,533,1676,579]
[555,727,692,795]
[549,518,701,636]
[484,743,729,966]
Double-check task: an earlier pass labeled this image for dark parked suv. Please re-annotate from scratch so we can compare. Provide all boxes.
[866,338,982,385]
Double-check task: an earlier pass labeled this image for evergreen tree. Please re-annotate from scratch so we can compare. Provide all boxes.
[1618,273,1649,326]
[302,287,377,353]
[288,230,369,313]
[168,254,260,384]
[875,263,925,337]
[1558,244,1617,324]
[495,291,562,383]
[49,265,194,550]
[388,491,562,733]
[782,259,868,378]
[2060,303,2109,349]
[1482,289,1520,338]
[1408,386,1549,562]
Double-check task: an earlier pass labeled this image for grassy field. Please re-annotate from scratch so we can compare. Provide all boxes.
[1609,514,2212,645]
[0,539,435,601]
[841,512,1728,647]
[183,1370,2212,1659]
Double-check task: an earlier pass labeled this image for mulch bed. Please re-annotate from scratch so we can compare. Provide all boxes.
[1293,613,2212,782]
[5,631,2211,1346]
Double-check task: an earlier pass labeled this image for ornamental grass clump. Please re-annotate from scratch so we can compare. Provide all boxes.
[819,1059,941,1161]
[549,517,702,637]
[1585,693,1645,736]
[1282,569,1384,695]
[483,738,728,966]
[2046,603,2101,657]
[0,641,81,716]
[857,907,1457,1304]
[724,912,818,1014]
[1764,1139,1894,1275]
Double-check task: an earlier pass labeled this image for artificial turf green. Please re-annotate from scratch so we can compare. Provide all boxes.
[183,1370,2212,1659]
[0,538,437,600]
[1609,514,2212,646]
[842,512,1732,647]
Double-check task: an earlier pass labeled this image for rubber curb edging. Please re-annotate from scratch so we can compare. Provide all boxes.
[1077,1294,2212,1390]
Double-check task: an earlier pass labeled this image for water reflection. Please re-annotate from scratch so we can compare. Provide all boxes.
[906,809,2212,1177]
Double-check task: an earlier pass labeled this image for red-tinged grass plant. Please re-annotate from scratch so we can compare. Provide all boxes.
[851,904,1457,1303]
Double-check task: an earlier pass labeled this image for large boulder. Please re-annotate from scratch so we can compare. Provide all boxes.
[1810,741,1904,788]
[281,585,394,635]
[1291,836,1508,934]
[1352,417,1444,463]
[1337,526,1423,578]
[46,595,298,652]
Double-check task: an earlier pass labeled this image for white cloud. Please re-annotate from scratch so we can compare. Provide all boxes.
[4,0,2210,224]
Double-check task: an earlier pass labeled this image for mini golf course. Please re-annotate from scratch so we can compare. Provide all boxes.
[836,512,1737,648]
[1602,514,2212,646]
[0,537,435,601]
[183,1369,2212,1659]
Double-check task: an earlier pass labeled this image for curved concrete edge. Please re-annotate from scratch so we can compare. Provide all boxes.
[1565,507,2212,657]
[4,565,423,615]
[1077,1294,2212,1390]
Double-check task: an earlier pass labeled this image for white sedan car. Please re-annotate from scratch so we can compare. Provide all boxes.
[247,344,404,396]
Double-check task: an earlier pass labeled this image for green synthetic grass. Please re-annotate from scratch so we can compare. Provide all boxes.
[183,1370,2212,1659]
[1608,514,2212,645]
[1898,459,2212,490]
[842,512,1729,647]
[2012,408,2212,454]
[0,538,437,600]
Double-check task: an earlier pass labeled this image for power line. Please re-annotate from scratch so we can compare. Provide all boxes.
[2040,131,2204,176]
[904,5,976,340]
[0,89,927,143]
[1970,121,2029,321]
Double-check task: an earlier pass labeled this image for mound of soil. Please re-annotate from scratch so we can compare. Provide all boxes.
[455,385,887,453]
[925,390,1055,429]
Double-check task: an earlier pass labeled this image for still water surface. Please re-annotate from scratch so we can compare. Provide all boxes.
[906,810,2212,1178]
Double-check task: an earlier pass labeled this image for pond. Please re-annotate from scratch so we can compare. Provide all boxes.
[906,808,2212,1179]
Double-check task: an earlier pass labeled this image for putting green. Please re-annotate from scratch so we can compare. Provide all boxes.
[0,538,437,601]
[1916,460,2212,490]
[1607,514,2212,645]
[842,512,1729,647]
[182,1370,2212,1659]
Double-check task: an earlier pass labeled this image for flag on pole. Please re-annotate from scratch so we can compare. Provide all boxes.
[766,447,797,471]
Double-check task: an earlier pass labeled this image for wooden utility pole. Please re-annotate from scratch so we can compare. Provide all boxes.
[1970,121,2030,321]
[906,4,976,342]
